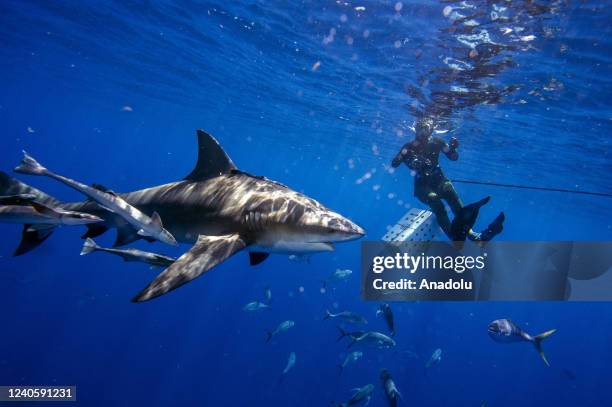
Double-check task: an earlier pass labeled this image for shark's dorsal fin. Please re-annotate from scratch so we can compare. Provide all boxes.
[185,130,237,181]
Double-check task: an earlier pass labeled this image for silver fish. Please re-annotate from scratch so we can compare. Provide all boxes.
[266,320,295,343]
[488,318,556,366]
[282,352,296,375]
[80,238,175,268]
[380,369,402,407]
[426,348,442,369]
[324,309,368,324]
[334,384,374,407]
[243,301,270,312]
[338,351,363,375]
[348,331,396,349]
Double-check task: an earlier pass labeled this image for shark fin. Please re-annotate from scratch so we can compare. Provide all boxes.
[150,211,163,227]
[114,225,141,247]
[533,329,556,366]
[14,224,54,256]
[81,223,109,239]
[184,130,237,181]
[0,194,37,205]
[132,233,247,302]
[91,184,117,196]
[249,251,269,266]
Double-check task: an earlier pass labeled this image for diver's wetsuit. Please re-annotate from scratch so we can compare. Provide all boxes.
[391,136,462,239]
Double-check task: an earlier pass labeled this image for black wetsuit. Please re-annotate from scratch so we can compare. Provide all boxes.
[391,136,462,238]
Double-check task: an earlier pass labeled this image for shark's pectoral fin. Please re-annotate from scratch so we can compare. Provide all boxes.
[132,233,247,302]
[82,223,109,239]
[249,251,270,266]
[114,224,141,247]
[14,224,54,256]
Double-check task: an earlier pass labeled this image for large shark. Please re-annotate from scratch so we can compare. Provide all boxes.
[1,130,365,301]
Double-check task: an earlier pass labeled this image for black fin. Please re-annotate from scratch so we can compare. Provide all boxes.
[14,224,54,256]
[92,183,116,196]
[81,223,109,239]
[450,196,490,241]
[114,225,141,247]
[249,251,270,266]
[0,194,37,205]
[184,130,237,181]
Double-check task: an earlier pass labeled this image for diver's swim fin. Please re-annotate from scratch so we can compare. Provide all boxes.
[479,212,505,242]
[450,196,490,241]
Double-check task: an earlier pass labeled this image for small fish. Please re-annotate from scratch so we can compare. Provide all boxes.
[324,309,368,324]
[282,352,296,375]
[288,254,311,264]
[488,318,556,366]
[14,151,177,246]
[338,351,363,375]
[380,369,402,407]
[323,268,352,288]
[266,320,295,343]
[376,303,395,336]
[264,286,272,304]
[425,348,442,372]
[333,384,374,407]
[80,238,175,267]
[243,301,270,312]
[348,331,396,349]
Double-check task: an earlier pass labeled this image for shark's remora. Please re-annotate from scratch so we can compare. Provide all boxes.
[2,130,365,301]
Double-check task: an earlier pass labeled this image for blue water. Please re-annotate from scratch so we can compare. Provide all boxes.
[1,1,611,406]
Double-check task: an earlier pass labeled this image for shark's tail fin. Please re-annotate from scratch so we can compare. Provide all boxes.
[14,151,48,176]
[80,238,99,256]
[265,331,273,344]
[533,329,556,366]
[0,171,61,256]
[323,309,332,320]
[337,364,344,375]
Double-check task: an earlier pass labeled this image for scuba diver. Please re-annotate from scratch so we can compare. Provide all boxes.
[391,118,505,242]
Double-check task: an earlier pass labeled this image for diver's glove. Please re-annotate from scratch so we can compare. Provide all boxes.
[449,137,459,151]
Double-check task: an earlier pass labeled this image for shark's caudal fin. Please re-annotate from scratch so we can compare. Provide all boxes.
[184,130,237,181]
[14,151,48,176]
[323,309,332,320]
[532,329,556,366]
[1,171,61,256]
[80,238,99,256]
[265,331,273,344]
[132,233,247,302]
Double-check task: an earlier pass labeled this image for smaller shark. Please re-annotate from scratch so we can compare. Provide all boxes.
[14,151,177,246]
[80,238,176,268]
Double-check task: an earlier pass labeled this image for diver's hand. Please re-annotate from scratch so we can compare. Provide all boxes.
[449,137,459,150]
